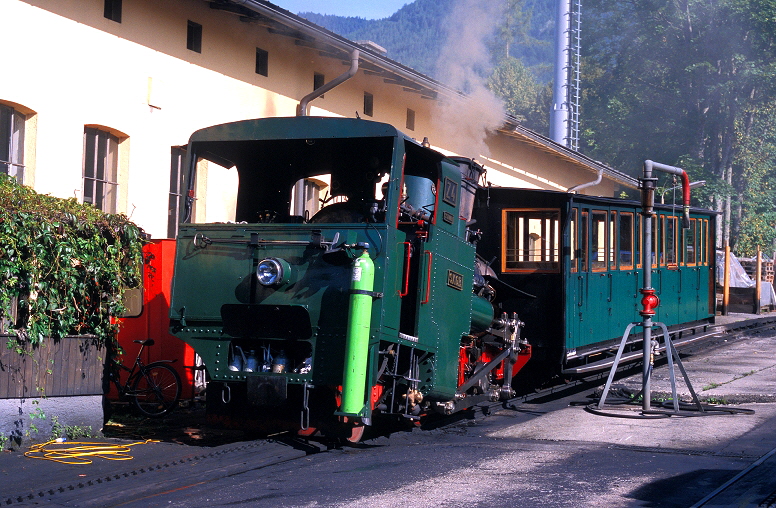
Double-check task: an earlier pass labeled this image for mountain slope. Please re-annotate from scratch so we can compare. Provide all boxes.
[299,0,555,81]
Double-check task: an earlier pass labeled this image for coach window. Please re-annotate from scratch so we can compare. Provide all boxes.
[664,216,678,267]
[591,210,608,271]
[636,213,643,269]
[652,216,659,268]
[609,212,616,267]
[684,219,697,266]
[570,208,578,273]
[619,212,634,269]
[580,211,589,272]
[503,209,560,273]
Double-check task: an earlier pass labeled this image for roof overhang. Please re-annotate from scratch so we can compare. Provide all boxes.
[206,0,639,190]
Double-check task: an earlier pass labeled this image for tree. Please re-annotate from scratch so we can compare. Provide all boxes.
[488,57,541,121]
[581,0,776,251]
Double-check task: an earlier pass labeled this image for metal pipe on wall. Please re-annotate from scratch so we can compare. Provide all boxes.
[296,49,360,117]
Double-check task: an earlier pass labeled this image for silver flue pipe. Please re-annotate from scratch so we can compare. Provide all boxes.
[291,48,358,215]
[550,0,571,146]
[567,168,602,193]
[297,49,360,117]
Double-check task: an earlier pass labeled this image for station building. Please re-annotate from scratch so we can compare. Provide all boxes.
[2,0,637,239]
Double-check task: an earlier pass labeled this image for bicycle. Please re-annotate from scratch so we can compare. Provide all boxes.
[108,339,182,417]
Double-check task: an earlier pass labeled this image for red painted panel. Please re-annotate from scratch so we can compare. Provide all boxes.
[111,240,197,401]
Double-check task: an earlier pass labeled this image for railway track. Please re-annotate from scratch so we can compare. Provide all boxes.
[6,314,776,506]
[690,446,776,507]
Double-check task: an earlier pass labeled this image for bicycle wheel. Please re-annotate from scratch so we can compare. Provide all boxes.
[132,363,182,417]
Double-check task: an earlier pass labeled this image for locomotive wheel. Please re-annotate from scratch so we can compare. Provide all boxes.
[347,422,365,443]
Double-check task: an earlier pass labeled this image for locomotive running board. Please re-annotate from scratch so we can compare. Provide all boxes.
[561,324,726,375]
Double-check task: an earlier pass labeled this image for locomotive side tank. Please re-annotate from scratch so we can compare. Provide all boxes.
[169,117,529,439]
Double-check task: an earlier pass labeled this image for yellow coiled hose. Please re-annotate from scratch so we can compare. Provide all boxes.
[24,439,160,465]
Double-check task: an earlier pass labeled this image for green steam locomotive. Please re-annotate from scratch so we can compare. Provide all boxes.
[168,115,715,440]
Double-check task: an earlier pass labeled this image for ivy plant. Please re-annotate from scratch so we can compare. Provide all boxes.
[0,173,143,348]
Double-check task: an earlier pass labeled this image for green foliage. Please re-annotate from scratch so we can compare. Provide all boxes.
[581,0,776,252]
[302,0,555,83]
[488,57,541,121]
[0,173,143,347]
[51,415,93,440]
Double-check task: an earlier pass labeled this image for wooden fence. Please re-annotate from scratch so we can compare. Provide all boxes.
[0,336,104,399]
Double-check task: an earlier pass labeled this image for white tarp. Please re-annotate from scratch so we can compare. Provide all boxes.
[716,250,776,307]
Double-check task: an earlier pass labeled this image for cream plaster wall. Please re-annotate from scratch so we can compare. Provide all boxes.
[4,0,628,238]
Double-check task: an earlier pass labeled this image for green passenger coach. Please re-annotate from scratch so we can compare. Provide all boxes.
[471,188,716,377]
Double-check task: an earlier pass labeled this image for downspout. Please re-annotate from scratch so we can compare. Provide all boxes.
[567,168,602,194]
[296,49,360,116]
[293,48,359,215]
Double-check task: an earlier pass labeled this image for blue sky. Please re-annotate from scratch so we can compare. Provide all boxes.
[275,0,411,19]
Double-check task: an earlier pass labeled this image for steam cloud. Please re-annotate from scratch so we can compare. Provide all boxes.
[433,0,506,158]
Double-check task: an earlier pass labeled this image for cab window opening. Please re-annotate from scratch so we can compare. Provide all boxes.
[189,136,394,224]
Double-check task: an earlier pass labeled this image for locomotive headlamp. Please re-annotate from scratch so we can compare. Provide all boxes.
[256,257,293,287]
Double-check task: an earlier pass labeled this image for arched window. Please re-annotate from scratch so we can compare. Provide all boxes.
[0,103,25,183]
[83,127,120,213]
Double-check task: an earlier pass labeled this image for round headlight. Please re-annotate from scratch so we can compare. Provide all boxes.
[257,258,283,286]
[256,258,295,287]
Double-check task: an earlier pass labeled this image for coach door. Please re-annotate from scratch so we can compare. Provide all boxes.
[570,207,613,349]
[657,214,681,323]
[610,210,640,333]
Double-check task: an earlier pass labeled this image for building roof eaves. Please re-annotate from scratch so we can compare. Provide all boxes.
[222,0,461,101]
[500,118,639,189]
[220,1,639,189]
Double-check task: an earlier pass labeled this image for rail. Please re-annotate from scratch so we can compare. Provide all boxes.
[561,314,776,375]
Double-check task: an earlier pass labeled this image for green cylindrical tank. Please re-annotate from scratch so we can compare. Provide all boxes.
[340,249,375,415]
[470,294,495,332]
